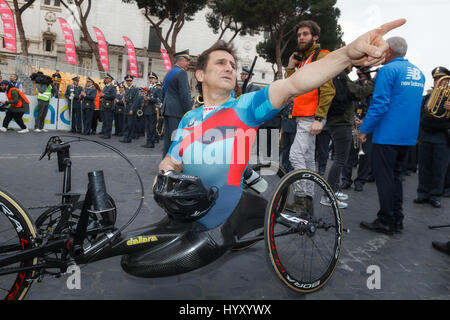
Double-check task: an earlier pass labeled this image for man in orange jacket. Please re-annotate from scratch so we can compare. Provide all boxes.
[285,20,336,214]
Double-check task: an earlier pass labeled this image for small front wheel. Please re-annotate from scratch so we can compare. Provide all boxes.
[264,170,343,293]
[0,187,38,300]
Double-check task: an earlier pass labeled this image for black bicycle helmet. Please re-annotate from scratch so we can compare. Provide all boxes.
[153,170,218,221]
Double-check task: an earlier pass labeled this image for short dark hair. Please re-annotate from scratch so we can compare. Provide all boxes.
[195,40,238,95]
[297,20,321,38]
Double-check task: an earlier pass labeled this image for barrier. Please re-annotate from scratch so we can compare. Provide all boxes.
[0,94,101,132]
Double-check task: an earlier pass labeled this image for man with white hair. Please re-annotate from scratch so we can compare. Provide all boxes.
[359,36,425,235]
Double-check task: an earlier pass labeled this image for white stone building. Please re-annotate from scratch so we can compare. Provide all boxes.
[0,0,274,94]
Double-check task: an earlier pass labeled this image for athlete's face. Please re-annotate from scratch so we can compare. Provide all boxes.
[196,50,237,94]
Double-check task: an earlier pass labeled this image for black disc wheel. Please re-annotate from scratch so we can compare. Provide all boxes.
[264,170,343,293]
[0,188,37,300]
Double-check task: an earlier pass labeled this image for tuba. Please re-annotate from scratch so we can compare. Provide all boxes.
[426,76,450,119]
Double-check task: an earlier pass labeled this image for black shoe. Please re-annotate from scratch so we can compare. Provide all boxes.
[413,198,428,204]
[429,199,441,208]
[354,184,363,192]
[367,175,375,182]
[394,221,403,233]
[360,219,394,235]
[432,241,450,255]
[120,139,131,143]
[341,181,352,190]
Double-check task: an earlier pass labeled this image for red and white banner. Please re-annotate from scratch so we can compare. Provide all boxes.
[123,36,138,77]
[93,27,109,71]
[160,49,172,72]
[58,18,77,65]
[0,0,16,53]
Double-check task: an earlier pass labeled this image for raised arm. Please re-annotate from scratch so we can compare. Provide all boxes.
[268,19,406,109]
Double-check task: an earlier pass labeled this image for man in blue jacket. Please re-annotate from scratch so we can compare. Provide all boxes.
[358,37,425,235]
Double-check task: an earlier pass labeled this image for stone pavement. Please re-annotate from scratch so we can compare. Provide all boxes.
[0,130,449,300]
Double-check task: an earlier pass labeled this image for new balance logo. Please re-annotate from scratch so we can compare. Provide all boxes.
[406,67,421,80]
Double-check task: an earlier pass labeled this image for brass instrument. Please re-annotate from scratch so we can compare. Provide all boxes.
[352,116,365,157]
[426,76,450,119]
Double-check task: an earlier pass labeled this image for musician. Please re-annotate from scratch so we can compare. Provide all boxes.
[141,72,162,148]
[120,75,140,143]
[135,87,147,139]
[65,76,83,133]
[114,85,126,136]
[100,74,117,139]
[341,66,375,192]
[80,78,97,135]
[414,66,450,208]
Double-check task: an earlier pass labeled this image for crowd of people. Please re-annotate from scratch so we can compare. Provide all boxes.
[0,19,449,256]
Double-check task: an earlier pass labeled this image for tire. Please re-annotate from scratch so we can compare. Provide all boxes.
[264,170,343,293]
[232,162,286,251]
[0,188,37,300]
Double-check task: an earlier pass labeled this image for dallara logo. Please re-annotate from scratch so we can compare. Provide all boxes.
[126,236,158,246]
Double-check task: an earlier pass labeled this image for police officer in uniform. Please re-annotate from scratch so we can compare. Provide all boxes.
[240,66,260,93]
[142,72,162,148]
[80,78,98,135]
[120,75,139,143]
[161,49,193,157]
[114,85,125,136]
[65,76,83,133]
[100,73,117,139]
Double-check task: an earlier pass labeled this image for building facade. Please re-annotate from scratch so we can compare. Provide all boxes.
[0,0,274,94]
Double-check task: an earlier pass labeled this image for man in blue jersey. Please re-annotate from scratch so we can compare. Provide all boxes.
[155,19,407,230]
[358,37,425,235]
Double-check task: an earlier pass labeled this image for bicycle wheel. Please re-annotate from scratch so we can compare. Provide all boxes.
[233,162,286,251]
[264,170,343,293]
[0,188,37,300]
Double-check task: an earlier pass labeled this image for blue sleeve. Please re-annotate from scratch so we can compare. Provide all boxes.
[236,85,281,127]
[360,67,394,134]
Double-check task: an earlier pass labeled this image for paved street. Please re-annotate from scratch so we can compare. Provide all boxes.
[0,130,449,300]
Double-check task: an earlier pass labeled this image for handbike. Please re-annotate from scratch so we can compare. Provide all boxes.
[0,136,344,299]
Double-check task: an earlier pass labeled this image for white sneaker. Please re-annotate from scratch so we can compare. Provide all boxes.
[334,191,348,201]
[320,196,348,209]
[42,129,48,133]
[34,129,42,133]
[0,127,7,132]
[18,128,29,134]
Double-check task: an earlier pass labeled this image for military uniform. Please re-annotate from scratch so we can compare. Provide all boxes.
[100,74,117,139]
[120,75,139,143]
[81,79,98,135]
[161,49,193,157]
[142,81,162,148]
[65,77,83,133]
[114,92,125,136]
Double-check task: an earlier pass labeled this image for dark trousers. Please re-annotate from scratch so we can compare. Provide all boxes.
[445,163,450,195]
[70,103,82,132]
[315,130,331,176]
[35,100,50,130]
[281,130,296,172]
[372,144,409,228]
[326,125,352,191]
[162,116,181,158]
[91,110,102,133]
[102,109,114,138]
[82,108,94,135]
[123,113,137,142]
[114,113,124,136]
[2,111,26,129]
[145,114,157,145]
[136,115,145,137]
[342,134,373,187]
[417,131,450,201]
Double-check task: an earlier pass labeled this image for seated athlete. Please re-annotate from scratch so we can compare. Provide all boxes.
[154,19,406,230]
